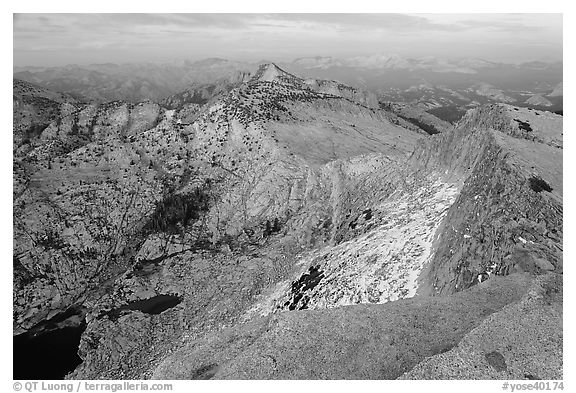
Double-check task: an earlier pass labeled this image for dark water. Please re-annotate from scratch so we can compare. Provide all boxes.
[13,323,86,380]
[13,296,181,379]
[107,295,182,321]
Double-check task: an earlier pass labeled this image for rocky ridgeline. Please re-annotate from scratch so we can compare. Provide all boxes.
[380,102,455,135]
[160,70,252,112]
[13,79,78,155]
[413,104,562,295]
[13,67,562,380]
[247,63,380,108]
[456,103,562,149]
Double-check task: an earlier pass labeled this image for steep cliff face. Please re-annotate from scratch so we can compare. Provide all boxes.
[415,104,562,296]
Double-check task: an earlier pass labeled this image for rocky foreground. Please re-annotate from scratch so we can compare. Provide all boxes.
[13,64,562,379]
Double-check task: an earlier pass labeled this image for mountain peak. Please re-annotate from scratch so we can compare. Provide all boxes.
[250,63,301,84]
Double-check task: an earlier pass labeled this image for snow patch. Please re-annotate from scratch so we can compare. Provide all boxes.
[246,180,459,317]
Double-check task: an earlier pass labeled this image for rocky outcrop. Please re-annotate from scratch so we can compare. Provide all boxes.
[13,79,79,153]
[250,63,379,108]
[526,94,553,107]
[415,104,562,296]
[402,273,562,380]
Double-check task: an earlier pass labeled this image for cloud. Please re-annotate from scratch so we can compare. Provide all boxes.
[456,19,545,33]
[13,13,563,66]
[267,13,464,32]
[13,13,463,37]
[14,13,558,39]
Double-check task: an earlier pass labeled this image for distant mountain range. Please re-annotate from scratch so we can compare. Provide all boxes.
[14,55,562,109]
[13,59,258,103]
[282,55,563,117]
[291,54,499,73]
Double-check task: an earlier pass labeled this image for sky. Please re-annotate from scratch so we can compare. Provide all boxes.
[13,13,563,67]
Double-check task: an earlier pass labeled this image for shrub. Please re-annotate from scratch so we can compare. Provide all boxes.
[263,218,282,237]
[528,176,553,193]
[143,187,210,234]
[37,229,66,250]
[514,119,533,132]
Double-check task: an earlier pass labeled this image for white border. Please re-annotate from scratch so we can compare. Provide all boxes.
[3,3,571,391]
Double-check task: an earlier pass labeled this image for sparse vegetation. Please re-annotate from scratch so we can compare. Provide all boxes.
[528,176,553,193]
[143,187,210,234]
[400,115,441,135]
[263,218,282,237]
[514,119,533,132]
[13,64,563,382]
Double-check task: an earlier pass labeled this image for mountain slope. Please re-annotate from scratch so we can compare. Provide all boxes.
[13,66,562,380]
[13,64,423,336]
[401,274,561,380]
[415,104,562,296]
[13,79,79,150]
[145,101,561,380]
[151,273,559,380]
[145,100,562,380]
